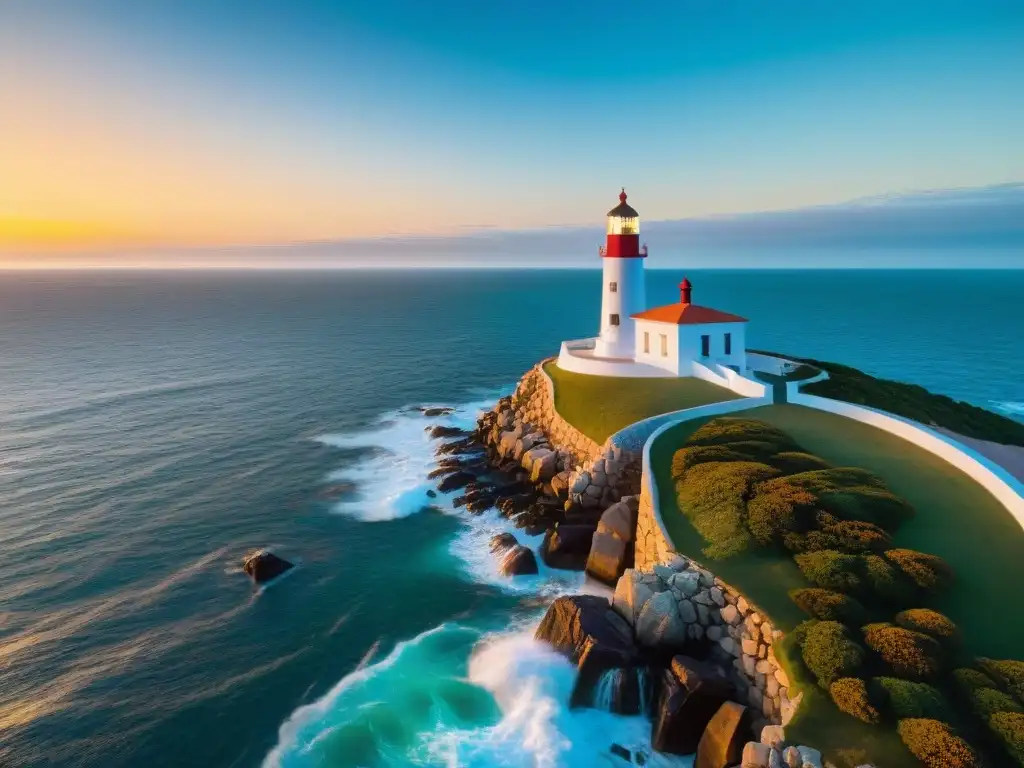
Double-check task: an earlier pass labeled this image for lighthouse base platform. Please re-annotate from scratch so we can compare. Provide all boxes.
[556,337,678,378]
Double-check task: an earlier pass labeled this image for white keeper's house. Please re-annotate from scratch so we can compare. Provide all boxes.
[557,189,756,381]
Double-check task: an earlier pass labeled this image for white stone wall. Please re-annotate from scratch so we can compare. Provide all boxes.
[787,384,1024,530]
[677,321,747,371]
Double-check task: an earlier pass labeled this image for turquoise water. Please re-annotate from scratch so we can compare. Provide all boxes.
[0,269,1020,767]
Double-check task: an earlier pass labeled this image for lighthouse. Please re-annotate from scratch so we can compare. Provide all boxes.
[594,189,647,358]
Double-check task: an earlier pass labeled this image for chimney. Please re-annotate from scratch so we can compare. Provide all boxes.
[680,277,693,304]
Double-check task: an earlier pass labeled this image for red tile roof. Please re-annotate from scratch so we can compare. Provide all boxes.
[630,303,748,325]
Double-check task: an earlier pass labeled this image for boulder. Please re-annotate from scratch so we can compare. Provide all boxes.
[669,571,701,597]
[428,425,470,439]
[437,471,475,492]
[796,746,822,768]
[421,407,454,417]
[499,545,538,576]
[782,747,802,768]
[741,742,772,767]
[760,725,785,752]
[435,438,479,456]
[242,550,294,584]
[695,702,753,768]
[586,531,631,585]
[489,532,518,553]
[497,493,535,516]
[612,569,656,625]
[536,595,640,706]
[550,470,573,499]
[528,449,559,483]
[596,499,638,542]
[465,495,496,513]
[635,591,687,649]
[540,524,596,571]
[651,657,735,755]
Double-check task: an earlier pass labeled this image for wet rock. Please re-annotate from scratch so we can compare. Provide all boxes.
[437,471,476,493]
[435,438,480,456]
[490,533,518,553]
[427,425,470,439]
[242,550,294,584]
[497,493,536,516]
[651,657,735,755]
[499,545,538,576]
[465,495,496,513]
[635,591,687,649]
[421,407,454,417]
[696,702,753,768]
[540,524,597,570]
[426,489,437,498]
[609,743,632,762]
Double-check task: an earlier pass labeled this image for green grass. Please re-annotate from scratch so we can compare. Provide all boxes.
[649,405,1024,767]
[541,361,740,444]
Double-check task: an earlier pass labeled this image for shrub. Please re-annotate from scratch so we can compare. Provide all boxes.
[769,450,831,474]
[885,549,954,593]
[803,520,893,555]
[685,418,798,451]
[970,687,1023,719]
[782,468,914,530]
[790,619,819,650]
[953,668,998,695]
[794,550,863,594]
[830,677,881,724]
[989,711,1024,766]
[672,444,751,478]
[800,620,865,688]
[897,718,982,768]
[676,461,778,558]
[789,588,869,626]
[746,479,818,546]
[863,623,944,681]
[979,659,1024,704]
[861,553,917,605]
[872,677,952,721]
[894,609,962,652]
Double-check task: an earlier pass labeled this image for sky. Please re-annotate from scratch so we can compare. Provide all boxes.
[1,0,1023,266]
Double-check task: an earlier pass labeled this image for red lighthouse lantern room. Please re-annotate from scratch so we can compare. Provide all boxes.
[604,189,645,258]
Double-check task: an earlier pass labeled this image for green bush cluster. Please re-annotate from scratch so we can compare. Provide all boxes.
[871,677,952,721]
[789,588,869,626]
[829,677,881,724]
[885,548,955,593]
[795,620,865,688]
[863,623,944,681]
[970,687,1023,719]
[952,667,997,695]
[979,658,1024,704]
[894,609,961,653]
[990,711,1024,766]
[896,718,982,768]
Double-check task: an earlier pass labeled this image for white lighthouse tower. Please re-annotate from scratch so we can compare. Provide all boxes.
[594,189,647,358]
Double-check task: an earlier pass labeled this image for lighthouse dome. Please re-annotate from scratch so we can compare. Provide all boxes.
[607,188,639,218]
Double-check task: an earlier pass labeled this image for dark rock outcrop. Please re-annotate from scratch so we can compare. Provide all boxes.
[436,471,476,493]
[499,545,538,576]
[540,524,597,571]
[421,407,454,417]
[695,701,752,768]
[651,657,735,755]
[427,425,470,439]
[242,550,294,584]
[434,438,480,457]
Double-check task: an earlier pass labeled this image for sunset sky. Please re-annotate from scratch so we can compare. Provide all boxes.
[1,0,1023,263]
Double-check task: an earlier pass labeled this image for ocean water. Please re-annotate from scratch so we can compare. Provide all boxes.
[0,269,1021,768]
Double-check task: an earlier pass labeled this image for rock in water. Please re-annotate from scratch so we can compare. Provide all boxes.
[489,532,518,553]
[427,425,469,439]
[651,657,735,755]
[586,531,631,585]
[540,524,597,570]
[242,550,294,584]
[499,545,538,576]
[436,471,476,492]
[421,407,454,417]
[696,702,752,768]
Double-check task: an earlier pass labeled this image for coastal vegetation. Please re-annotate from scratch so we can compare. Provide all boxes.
[654,413,1024,766]
[541,360,739,443]
[752,350,1024,446]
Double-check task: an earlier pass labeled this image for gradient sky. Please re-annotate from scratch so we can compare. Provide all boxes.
[2,0,1023,259]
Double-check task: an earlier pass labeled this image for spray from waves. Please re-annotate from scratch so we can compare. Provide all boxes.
[315,393,501,522]
[994,401,1024,417]
[264,622,692,768]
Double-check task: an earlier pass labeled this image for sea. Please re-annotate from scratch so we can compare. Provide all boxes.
[0,268,1021,768]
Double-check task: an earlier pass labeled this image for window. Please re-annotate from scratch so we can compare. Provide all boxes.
[660,334,668,357]
[609,282,618,293]
[701,335,710,357]
[609,314,620,326]
[724,333,732,355]
[643,331,650,353]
